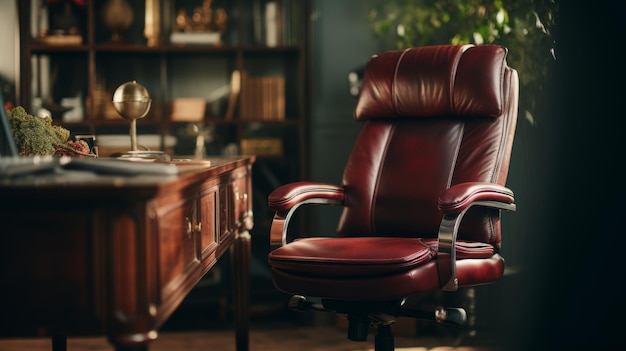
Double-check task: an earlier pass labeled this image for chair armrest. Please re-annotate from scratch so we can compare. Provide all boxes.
[268,181,345,211]
[436,182,516,291]
[269,181,345,247]
[438,182,515,213]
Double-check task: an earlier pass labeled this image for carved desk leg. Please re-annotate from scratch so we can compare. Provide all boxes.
[231,229,251,351]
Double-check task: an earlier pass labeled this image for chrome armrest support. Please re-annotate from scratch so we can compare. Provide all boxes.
[268,182,345,248]
[270,198,343,248]
[437,200,516,291]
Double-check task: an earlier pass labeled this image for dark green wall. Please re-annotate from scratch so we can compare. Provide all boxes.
[309,0,384,234]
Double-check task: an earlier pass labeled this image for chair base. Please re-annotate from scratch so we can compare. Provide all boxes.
[288,295,468,351]
[375,325,394,351]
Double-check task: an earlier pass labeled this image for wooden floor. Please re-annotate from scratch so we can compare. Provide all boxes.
[0,285,503,351]
[0,328,495,351]
[0,331,493,351]
[0,312,498,351]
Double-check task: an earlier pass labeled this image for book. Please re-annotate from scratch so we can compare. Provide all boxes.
[253,0,263,44]
[265,2,280,47]
[239,73,285,121]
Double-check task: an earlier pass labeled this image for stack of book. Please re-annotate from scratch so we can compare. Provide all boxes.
[239,73,285,121]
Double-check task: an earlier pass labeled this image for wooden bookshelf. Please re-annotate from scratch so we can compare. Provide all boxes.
[16,0,311,316]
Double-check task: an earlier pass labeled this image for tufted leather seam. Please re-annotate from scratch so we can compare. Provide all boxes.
[370,123,395,234]
[448,123,464,190]
[376,47,411,235]
[487,66,513,244]
[450,44,474,114]
[448,46,470,191]
[391,48,411,118]
[488,67,513,246]
[490,55,510,185]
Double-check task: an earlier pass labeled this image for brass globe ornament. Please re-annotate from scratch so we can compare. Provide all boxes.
[112,81,168,160]
[113,81,151,117]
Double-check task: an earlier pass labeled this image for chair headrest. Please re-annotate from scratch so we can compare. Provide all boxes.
[354,44,509,121]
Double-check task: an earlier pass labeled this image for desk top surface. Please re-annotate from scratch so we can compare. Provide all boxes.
[0,155,255,199]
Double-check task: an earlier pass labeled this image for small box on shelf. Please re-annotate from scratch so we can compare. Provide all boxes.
[170,31,222,45]
[240,138,283,157]
[170,98,207,122]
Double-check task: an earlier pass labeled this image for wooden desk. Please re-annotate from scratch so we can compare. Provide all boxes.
[0,156,255,351]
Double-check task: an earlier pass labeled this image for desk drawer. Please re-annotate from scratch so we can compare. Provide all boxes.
[232,170,253,231]
[156,196,199,297]
[199,186,218,260]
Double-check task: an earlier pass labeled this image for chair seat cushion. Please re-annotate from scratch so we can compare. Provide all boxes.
[270,254,504,300]
[268,237,495,278]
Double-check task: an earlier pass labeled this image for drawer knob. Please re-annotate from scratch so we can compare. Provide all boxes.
[186,217,193,238]
[185,218,201,238]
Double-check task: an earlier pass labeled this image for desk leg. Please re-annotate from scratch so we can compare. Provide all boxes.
[115,346,148,351]
[231,230,251,351]
[51,336,66,351]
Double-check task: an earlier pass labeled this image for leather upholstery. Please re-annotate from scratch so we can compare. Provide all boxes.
[268,44,518,302]
[355,44,508,119]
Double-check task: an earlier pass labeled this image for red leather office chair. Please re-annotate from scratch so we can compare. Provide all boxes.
[267,44,518,351]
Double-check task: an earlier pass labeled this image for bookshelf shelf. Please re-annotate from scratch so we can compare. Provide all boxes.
[18,0,309,159]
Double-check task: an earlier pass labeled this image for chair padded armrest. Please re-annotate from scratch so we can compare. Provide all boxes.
[268,181,345,211]
[438,182,514,213]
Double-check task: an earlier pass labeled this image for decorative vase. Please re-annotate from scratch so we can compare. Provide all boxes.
[101,0,133,42]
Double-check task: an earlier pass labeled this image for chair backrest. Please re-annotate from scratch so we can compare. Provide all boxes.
[337,44,518,249]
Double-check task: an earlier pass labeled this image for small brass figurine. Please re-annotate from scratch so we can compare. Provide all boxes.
[175,0,227,34]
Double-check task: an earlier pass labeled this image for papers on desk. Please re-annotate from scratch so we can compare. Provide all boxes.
[0,155,68,177]
[68,157,179,176]
[0,156,179,178]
